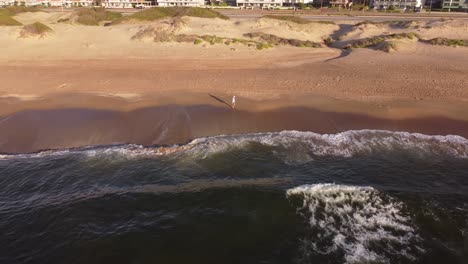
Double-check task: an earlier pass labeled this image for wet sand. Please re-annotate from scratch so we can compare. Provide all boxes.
[2,103,468,154]
[1,15,467,153]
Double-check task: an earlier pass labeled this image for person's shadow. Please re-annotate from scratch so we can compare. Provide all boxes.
[208,94,232,109]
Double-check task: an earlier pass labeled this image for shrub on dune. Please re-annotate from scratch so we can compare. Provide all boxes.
[379,41,397,52]
[2,6,40,16]
[114,7,227,24]
[176,7,228,19]
[0,7,39,26]
[244,32,322,48]
[263,15,310,24]
[355,20,412,27]
[345,33,420,50]
[262,15,335,25]
[425,37,468,47]
[75,7,122,26]
[19,22,53,38]
[0,10,22,26]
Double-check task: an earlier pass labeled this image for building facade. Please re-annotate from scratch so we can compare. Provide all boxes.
[0,0,15,5]
[236,0,283,7]
[371,0,423,9]
[101,0,153,8]
[157,0,204,6]
[441,0,462,10]
[329,0,350,7]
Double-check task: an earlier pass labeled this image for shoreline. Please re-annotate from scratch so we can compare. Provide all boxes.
[1,14,467,153]
[2,102,468,154]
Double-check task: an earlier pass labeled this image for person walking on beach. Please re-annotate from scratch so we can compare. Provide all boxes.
[232,95,236,109]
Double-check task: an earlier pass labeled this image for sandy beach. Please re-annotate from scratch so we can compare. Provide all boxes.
[1,10,467,153]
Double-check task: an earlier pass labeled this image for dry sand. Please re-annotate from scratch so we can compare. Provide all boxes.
[0,11,467,152]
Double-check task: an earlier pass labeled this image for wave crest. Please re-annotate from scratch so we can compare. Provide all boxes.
[1,130,467,161]
[186,130,468,160]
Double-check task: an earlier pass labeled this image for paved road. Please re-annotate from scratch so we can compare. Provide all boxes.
[43,8,468,22]
[224,13,468,22]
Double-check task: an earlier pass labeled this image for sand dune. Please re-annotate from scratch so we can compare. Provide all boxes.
[340,19,467,40]
[0,11,467,119]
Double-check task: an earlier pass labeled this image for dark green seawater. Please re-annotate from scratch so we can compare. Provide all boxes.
[1,130,467,264]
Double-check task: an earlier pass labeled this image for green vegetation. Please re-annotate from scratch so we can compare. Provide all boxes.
[425,37,468,47]
[351,4,369,10]
[344,32,467,51]
[175,34,267,49]
[131,26,156,40]
[315,20,336,25]
[243,32,322,48]
[173,34,198,43]
[132,26,323,51]
[262,15,310,24]
[1,6,40,16]
[57,18,70,23]
[380,41,397,52]
[201,35,224,45]
[0,10,22,26]
[256,42,273,50]
[355,20,414,28]
[75,7,122,26]
[0,6,41,26]
[262,15,335,25]
[323,37,333,45]
[344,32,420,49]
[19,22,52,38]
[115,7,228,24]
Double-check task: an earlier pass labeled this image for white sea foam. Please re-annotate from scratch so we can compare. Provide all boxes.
[286,183,423,264]
[1,130,467,161]
[185,130,468,161]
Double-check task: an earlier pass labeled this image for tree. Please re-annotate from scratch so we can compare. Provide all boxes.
[295,2,306,9]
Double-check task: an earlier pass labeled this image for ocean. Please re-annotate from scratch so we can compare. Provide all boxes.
[1,130,467,264]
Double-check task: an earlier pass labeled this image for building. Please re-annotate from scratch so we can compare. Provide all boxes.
[236,0,282,7]
[101,0,153,8]
[441,0,462,10]
[371,0,423,9]
[303,0,331,7]
[0,0,15,5]
[329,0,350,7]
[282,0,314,6]
[157,0,204,6]
[69,0,94,6]
[48,0,66,6]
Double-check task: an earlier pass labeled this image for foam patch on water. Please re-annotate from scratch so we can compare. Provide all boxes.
[286,183,423,263]
[1,130,467,161]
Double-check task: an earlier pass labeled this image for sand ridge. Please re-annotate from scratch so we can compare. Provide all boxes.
[0,11,467,119]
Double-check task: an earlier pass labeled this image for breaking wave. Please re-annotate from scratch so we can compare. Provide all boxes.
[287,183,424,264]
[1,130,467,161]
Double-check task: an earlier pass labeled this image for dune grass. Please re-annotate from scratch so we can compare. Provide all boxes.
[263,15,311,24]
[1,6,40,16]
[345,32,420,49]
[355,20,414,28]
[0,10,22,26]
[0,6,41,26]
[244,32,322,48]
[262,15,335,25]
[114,7,228,24]
[314,20,336,25]
[20,22,53,38]
[131,27,271,50]
[75,7,122,26]
[425,37,468,47]
[380,41,397,52]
